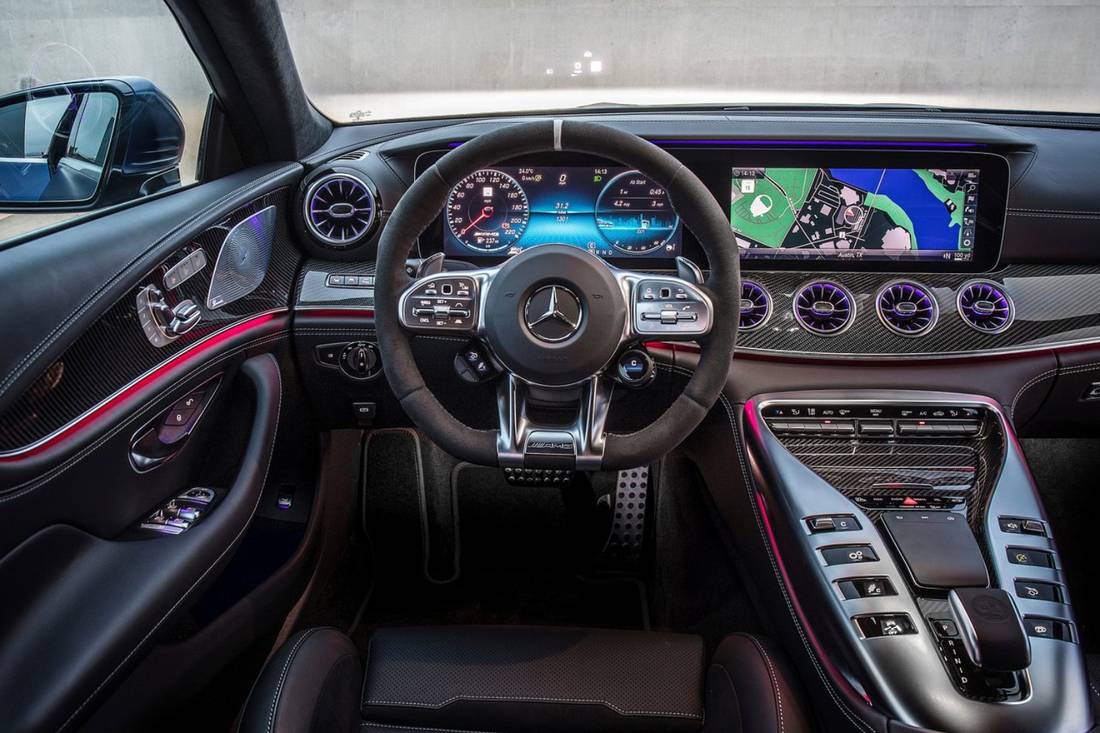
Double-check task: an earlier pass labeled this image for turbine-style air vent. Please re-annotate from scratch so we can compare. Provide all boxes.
[957,280,1014,334]
[793,280,855,336]
[876,280,939,336]
[304,173,378,247]
[739,280,772,331]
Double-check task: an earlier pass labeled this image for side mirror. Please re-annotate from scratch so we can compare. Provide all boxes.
[0,77,185,212]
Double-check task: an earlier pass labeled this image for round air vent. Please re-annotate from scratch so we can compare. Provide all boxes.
[957,280,1014,334]
[793,280,855,336]
[739,280,772,332]
[303,172,378,247]
[876,280,939,337]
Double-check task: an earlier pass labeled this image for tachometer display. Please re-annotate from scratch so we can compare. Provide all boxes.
[595,171,679,254]
[446,169,530,252]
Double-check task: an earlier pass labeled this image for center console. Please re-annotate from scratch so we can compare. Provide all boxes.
[744,390,1091,732]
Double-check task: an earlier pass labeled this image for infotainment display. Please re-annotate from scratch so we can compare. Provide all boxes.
[731,167,980,265]
[442,166,682,259]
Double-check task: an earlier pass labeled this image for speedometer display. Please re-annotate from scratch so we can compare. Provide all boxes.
[595,171,680,254]
[440,165,682,259]
[446,169,530,252]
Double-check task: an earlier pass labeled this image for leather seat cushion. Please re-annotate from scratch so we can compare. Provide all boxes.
[360,626,706,732]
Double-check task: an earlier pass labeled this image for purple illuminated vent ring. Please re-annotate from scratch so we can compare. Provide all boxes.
[956,279,1014,334]
[739,280,772,332]
[792,280,856,336]
[875,279,939,337]
[303,172,378,247]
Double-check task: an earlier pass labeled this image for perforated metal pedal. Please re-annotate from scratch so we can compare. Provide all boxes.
[604,467,649,563]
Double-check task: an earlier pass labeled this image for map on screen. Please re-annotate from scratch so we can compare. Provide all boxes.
[731,167,979,263]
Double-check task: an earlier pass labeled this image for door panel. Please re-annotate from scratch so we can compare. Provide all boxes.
[0,163,307,732]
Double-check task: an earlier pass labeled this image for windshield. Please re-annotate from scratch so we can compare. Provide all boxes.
[282,0,1100,122]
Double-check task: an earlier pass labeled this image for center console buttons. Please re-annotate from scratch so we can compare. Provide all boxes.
[821,544,879,565]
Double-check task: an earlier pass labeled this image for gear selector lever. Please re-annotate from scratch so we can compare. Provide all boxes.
[949,588,1031,672]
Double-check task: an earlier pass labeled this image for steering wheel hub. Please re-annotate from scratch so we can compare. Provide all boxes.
[483,244,626,387]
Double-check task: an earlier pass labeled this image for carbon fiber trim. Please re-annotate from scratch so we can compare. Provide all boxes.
[770,415,1005,532]
[736,264,1100,357]
[0,191,300,452]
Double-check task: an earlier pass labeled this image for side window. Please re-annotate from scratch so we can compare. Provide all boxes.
[0,2,213,245]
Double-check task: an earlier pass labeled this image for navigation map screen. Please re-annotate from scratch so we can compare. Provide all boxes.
[731,167,979,264]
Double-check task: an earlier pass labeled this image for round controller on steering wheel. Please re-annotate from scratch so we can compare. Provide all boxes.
[374,120,740,470]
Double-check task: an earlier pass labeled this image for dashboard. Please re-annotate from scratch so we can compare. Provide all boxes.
[289,115,1100,362]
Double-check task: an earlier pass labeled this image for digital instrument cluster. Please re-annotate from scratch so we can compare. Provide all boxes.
[443,166,682,259]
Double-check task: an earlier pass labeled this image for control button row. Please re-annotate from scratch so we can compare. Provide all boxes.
[770,419,855,436]
[402,276,477,330]
[998,516,1046,536]
[327,273,375,288]
[762,404,982,420]
[821,544,878,565]
[807,515,861,533]
[140,490,216,535]
[852,494,965,511]
[897,420,980,436]
[163,249,208,290]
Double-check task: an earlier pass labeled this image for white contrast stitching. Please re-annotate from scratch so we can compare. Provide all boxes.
[746,635,784,733]
[57,353,283,731]
[363,694,701,719]
[655,364,874,733]
[1010,368,1057,422]
[268,629,320,733]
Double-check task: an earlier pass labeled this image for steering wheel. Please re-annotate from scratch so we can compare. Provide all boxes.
[375,120,739,470]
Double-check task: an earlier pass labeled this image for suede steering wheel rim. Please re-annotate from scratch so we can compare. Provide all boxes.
[374,119,739,470]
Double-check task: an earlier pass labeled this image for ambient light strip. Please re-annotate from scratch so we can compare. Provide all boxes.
[0,310,284,463]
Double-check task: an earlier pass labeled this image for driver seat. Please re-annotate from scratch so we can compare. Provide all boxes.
[238,625,812,733]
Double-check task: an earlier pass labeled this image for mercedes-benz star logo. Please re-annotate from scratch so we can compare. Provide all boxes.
[524,285,582,342]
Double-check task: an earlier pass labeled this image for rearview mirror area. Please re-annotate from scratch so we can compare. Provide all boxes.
[0,78,185,212]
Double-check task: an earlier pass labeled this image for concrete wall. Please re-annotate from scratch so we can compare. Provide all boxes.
[279,0,1100,119]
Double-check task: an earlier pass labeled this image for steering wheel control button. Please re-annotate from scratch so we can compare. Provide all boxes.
[454,342,496,383]
[1007,547,1054,568]
[633,278,711,337]
[338,342,381,380]
[401,275,477,331]
[807,515,861,533]
[524,285,583,342]
[616,349,655,388]
[821,545,879,565]
[855,614,916,638]
[838,577,896,600]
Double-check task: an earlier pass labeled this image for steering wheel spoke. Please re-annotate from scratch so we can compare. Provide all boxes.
[397,268,496,335]
[496,373,613,470]
[613,270,714,344]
